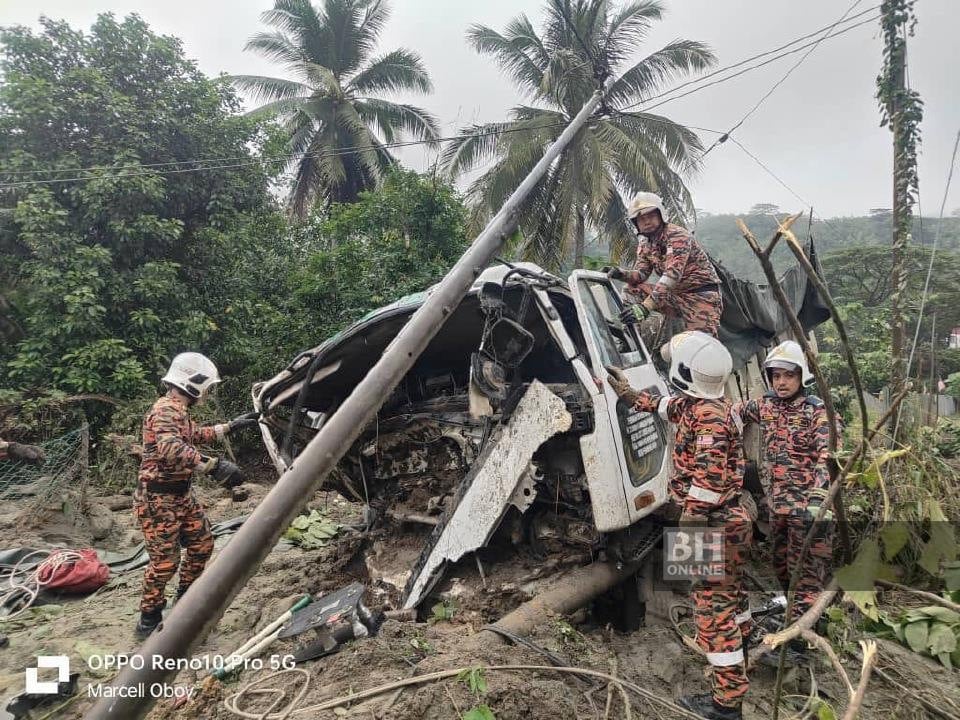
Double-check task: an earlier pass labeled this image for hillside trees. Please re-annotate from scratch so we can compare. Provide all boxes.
[0,14,290,403]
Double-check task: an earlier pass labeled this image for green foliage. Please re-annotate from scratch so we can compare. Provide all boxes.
[290,168,468,341]
[0,14,284,420]
[877,606,960,669]
[444,0,715,269]
[408,633,434,656]
[457,667,488,697]
[429,598,457,623]
[462,706,496,720]
[236,0,439,215]
[282,509,340,548]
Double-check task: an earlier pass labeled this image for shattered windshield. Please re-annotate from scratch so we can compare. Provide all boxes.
[577,280,645,370]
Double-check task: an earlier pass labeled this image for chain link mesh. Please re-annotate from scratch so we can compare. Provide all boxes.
[0,425,89,507]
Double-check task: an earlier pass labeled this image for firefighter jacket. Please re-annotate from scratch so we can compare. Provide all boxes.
[630,222,720,308]
[137,392,222,487]
[733,392,830,516]
[634,391,744,520]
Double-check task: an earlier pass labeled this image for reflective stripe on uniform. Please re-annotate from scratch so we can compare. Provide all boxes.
[688,484,722,504]
[706,648,744,667]
[657,396,671,421]
[657,275,677,289]
[735,610,752,625]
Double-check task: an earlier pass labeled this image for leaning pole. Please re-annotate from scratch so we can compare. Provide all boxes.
[86,85,609,719]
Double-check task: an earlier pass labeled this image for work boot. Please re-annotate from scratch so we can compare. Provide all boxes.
[677,694,742,720]
[135,609,163,639]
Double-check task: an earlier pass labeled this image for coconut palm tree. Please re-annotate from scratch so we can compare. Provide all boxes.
[235,0,440,215]
[442,0,716,268]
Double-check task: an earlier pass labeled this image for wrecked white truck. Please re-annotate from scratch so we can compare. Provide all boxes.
[252,255,828,611]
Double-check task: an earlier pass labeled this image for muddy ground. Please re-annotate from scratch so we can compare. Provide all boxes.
[0,462,956,720]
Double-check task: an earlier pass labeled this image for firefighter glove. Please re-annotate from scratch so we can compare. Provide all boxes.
[618,303,648,325]
[228,411,260,433]
[211,458,244,488]
[605,365,640,406]
[606,266,627,282]
[7,442,45,465]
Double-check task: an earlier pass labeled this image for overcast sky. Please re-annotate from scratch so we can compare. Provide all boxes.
[2,0,958,217]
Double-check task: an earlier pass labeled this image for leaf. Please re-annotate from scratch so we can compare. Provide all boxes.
[463,706,496,720]
[944,562,960,592]
[937,652,953,669]
[915,606,960,624]
[903,620,929,654]
[880,522,910,561]
[291,516,311,530]
[919,504,959,576]
[815,699,837,720]
[836,539,882,620]
[927,622,958,655]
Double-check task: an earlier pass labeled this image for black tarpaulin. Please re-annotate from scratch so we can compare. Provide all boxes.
[714,239,830,368]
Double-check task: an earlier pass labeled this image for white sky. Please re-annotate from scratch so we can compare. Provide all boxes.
[1,0,958,217]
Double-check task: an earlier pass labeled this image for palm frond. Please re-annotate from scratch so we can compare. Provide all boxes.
[606,39,715,107]
[603,0,663,65]
[230,75,313,104]
[347,48,432,95]
[244,31,305,70]
[466,24,547,97]
[610,111,703,171]
[353,98,439,144]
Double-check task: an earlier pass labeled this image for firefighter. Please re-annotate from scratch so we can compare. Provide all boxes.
[0,438,45,464]
[607,332,750,720]
[733,340,833,662]
[607,192,723,337]
[134,352,259,638]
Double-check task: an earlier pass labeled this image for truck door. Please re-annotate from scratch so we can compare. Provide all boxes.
[568,270,672,530]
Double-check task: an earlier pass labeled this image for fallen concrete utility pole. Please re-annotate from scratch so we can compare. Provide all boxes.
[472,560,642,648]
[86,86,609,720]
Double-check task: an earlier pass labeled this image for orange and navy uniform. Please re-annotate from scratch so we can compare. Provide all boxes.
[134,391,219,614]
[627,223,723,336]
[734,392,833,617]
[634,390,751,709]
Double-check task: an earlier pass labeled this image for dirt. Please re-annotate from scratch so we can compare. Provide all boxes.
[1,465,957,720]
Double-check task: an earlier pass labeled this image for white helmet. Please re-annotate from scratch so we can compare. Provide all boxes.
[663,331,732,399]
[626,192,668,225]
[764,340,813,386]
[162,352,221,399]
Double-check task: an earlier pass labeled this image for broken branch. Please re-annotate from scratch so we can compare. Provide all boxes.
[875,579,960,614]
[763,579,840,649]
[840,640,877,720]
[801,629,853,696]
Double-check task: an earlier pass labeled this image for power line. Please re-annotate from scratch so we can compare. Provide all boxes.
[2,10,879,187]
[617,6,879,114]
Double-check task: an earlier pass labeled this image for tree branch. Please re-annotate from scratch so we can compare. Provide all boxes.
[801,629,853,696]
[875,579,960,614]
[840,640,877,720]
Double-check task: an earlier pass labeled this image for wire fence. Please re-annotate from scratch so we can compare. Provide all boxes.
[0,425,89,511]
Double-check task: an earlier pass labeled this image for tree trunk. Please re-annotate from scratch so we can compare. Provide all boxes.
[886,5,909,436]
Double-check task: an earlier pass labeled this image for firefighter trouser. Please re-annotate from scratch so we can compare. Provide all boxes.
[629,283,723,337]
[691,507,752,708]
[134,488,213,614]
[770,513,833,619]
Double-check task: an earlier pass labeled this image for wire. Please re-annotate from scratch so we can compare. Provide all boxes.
[2,11,879,189]
[904,129,960,381]
[617,7,879,114]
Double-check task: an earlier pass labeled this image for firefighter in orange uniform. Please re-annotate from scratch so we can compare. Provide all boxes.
[134,352,258,638]
[608,332,749,720]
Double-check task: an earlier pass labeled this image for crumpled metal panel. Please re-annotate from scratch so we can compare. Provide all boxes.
[402,381,572,608]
